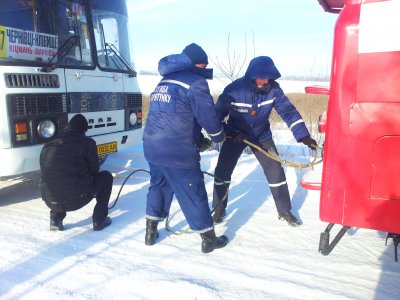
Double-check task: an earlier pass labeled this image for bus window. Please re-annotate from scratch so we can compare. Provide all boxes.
[92,4,132,72]
[0,3,34,31]
[36,0,93,66]
[0,0,93,67]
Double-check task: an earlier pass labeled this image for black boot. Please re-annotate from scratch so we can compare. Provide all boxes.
[212,206,226,224]
[50,218,64,231]
[200,229,228,253]
[278,211,301,227]
[50,212,64,231]
[93,216,112,231]
[145,219,159,246]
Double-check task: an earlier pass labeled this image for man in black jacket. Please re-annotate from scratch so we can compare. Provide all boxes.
[40,114,113,231]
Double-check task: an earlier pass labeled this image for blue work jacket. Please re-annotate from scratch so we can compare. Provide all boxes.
[143,53,224,169]
[216,56,310,143]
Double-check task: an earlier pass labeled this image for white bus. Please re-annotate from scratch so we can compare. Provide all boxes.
[0,0,143,177]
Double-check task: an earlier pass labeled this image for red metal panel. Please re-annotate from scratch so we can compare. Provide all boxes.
[343,103,400,232]
[370,136,400,201]
[357,52,400,102]
[319,0,400,234]
[319,1,361,225]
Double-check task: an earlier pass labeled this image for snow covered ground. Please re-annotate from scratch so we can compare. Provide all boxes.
[0,130,399,300]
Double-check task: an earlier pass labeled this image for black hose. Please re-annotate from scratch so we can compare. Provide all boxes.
[108,168,229,235]
[108,168,151,209]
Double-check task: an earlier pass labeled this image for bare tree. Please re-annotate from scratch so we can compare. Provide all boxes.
[211,32,255,82]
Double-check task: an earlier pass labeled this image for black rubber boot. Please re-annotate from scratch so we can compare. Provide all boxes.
[278,211,301,227]
[93,216,112,231]
[212,206,226,224]
[50,217,64,231]
[200,229,228,253]
[145,219,159,246]
[50,212,64,231]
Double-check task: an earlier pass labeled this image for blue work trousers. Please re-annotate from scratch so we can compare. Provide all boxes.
[213,138,291,214]
[146,163,214,232]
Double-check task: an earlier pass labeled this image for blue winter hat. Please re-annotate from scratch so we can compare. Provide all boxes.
[182,43,208,65]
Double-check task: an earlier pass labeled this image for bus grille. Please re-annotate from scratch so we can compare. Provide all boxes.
[125,93,142,108]
[5,73,60,88]
[10,94,67,117]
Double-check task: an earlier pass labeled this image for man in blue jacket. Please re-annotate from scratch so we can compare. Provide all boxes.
[212,56,317,226]
[142,43,228,253]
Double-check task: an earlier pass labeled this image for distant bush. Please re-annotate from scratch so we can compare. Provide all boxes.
[272,93,328,136]
[143,93,327,131]
[142,94,150,123]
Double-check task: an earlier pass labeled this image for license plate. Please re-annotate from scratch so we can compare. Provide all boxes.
[97,142,118,155]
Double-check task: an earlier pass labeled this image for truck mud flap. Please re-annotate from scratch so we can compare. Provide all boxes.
[319,223,350,256]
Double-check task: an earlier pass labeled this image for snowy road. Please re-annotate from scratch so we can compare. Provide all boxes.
[0,141,399,300]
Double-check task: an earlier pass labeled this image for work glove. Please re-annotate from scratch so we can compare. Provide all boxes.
[301,135,318,150]
[199,137,213,152]
[232,132,245,144]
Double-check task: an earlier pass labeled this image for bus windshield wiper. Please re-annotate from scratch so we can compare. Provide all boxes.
[105,42,137,77]
[41,35,80,73]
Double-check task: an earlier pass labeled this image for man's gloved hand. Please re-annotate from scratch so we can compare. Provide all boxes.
[232,132,245,144]
[301,135,318,150]
[199,137,213,152]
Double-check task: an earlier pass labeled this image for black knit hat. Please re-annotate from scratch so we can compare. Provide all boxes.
[65,114,88,133]
[182,43,208,65]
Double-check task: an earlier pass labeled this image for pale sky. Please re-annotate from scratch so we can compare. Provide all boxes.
[126,0,338,77]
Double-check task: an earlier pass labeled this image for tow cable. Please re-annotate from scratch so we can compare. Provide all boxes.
[242,138,323,170]
[108,137,322,234]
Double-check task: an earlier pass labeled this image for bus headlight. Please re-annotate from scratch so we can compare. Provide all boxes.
[129,112,138,126]
[37,119,56,139]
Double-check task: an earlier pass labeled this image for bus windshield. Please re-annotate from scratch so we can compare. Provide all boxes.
[0,0,92,68]
[0,0,134,73]
[91,0,133,73]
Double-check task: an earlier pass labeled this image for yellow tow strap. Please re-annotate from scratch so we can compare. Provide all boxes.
[242,138,323,170]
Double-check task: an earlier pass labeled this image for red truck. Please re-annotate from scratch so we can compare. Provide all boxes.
[301,0,400,260]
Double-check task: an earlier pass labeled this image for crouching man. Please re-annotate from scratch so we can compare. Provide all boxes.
[40,114,113,231]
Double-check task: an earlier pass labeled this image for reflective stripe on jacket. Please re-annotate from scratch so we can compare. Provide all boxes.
[216,56,309,143]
